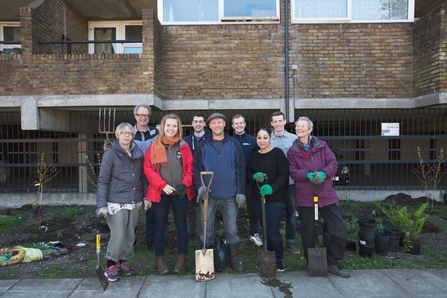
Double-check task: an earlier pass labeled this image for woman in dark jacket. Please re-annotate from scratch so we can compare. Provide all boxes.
[144,113,194,275]
[96,122,144,282]
[246,128,289,272]
[287,116,350,278]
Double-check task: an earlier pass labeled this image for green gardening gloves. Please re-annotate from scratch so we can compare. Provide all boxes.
[260,184,273,196]
[253,172,266,182]
[307,171,327,184]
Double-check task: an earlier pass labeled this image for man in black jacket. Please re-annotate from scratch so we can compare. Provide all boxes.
[183,112,210,239]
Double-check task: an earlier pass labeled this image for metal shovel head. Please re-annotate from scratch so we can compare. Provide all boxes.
[96,264,109,291]
[257,250,277,279]
[195,248,215,281]
[307,246,328,277]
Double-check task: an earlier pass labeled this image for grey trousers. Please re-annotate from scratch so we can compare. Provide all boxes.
[105,207,139,262]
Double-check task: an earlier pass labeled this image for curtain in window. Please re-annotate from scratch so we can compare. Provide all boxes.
[94,29,113,54]
[353,0,408,20]
[295,0,347,18]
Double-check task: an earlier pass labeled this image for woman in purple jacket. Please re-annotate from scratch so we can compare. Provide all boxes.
[287,116,350,278]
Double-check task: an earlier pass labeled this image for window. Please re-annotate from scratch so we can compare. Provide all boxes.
[0,23,21,54]
[291,0,414,23]
[158,0,279,24]
[88,21,142,54]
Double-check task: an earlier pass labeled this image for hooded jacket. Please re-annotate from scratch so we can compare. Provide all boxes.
[193,132,245,199]
[184,128,211,156]
[144,140,195,203]
[96,140,145,208]
[287,136,339,208]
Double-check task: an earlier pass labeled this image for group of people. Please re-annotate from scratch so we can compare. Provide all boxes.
[95,106,351,282]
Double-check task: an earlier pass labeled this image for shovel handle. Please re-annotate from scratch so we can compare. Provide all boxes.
[200,171,214,223]
[96,233,101,254]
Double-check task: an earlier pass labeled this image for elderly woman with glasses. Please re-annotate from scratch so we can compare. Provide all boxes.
[287,116,350,278]
[96,122,145,282]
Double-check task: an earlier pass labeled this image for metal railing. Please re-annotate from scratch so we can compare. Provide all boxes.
[1,108,446,194]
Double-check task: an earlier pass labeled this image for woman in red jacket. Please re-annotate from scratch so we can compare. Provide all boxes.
[143,113,195,275]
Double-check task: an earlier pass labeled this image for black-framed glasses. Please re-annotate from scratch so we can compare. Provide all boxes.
[135,113,149,118]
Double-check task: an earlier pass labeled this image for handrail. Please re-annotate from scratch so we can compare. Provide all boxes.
[37,40,142,44]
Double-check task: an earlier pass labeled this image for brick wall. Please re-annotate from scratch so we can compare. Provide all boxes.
[161,24,285,100]
[29,0,88,54]
[161,21,413,100]
[289,23,413,99]
[413,3,447,97]
[0,9,157,96]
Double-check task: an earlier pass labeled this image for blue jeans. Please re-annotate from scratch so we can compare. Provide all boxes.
[286,184,297,242]
[253,200,286,261]
[200,196,240,246]
[152,194,189,257]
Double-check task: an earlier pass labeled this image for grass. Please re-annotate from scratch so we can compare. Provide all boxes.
[0,210,28,234]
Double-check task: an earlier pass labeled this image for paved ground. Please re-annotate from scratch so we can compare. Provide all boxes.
[1,269,447,297]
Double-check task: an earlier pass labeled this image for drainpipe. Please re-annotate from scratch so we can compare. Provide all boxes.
[284,0,291,123]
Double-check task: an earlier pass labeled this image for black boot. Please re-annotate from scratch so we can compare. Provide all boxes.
[227,243,244,272]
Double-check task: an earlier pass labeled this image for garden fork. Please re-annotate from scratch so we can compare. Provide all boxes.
[98,108,116,151]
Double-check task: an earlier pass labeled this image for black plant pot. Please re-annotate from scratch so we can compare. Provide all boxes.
[408,240,421,255]
[358,243,374,258]
[388,230,400,252]
[345,240,357,251]
[375,232,389,256]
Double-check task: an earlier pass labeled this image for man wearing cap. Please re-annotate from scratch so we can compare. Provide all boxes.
[193,112,246,272]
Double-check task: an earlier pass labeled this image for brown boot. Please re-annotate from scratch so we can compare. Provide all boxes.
[157,256,169,275]
[173,254,186,274]
[228,244,245,272]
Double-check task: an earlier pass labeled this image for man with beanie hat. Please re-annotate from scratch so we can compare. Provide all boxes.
[193,112,246,272]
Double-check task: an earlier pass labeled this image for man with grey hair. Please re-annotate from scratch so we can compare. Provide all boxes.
[133,104,159,251]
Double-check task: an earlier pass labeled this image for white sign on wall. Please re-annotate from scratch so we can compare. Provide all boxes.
[381,123,400,136]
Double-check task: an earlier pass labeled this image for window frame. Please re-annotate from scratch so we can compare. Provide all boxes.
[158,0,280,25]
[291,0,415,24]
[0,22,21,53]
[88,21,142,54]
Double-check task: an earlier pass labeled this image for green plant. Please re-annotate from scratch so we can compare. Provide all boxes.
[216,221,226,238]
[379,203,429,252]
[343,211,359,238]
[63,207,84,219]
[413,147,444,213]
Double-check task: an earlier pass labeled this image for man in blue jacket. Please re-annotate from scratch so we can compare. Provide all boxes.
[194,112,246,272]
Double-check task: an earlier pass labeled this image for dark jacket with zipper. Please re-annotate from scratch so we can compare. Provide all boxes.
[287,136,338,208]
[96,140,145,208]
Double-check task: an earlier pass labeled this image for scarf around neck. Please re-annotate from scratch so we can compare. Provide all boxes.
[150,135,180,165]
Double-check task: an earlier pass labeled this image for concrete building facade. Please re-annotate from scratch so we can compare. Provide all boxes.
[0,0,446,207]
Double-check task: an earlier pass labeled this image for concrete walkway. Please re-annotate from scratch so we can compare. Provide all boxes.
[1,269,447,297]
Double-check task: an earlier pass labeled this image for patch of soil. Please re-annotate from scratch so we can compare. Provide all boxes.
[1,193,447,279]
